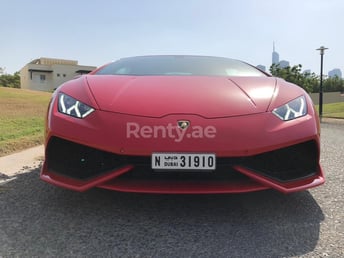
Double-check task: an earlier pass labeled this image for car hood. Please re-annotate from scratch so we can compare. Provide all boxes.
[86,75,276,118]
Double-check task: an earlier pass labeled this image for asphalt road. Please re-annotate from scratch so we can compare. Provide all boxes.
[0,122,343,257]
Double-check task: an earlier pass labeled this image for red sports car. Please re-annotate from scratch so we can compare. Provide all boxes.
[41,55,324,194]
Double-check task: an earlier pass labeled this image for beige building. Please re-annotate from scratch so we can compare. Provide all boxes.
[20,57,96,91]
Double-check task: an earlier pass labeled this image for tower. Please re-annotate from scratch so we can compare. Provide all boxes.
[272,42,279,65]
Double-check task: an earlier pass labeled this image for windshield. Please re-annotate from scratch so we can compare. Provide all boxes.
[95,56,267,77]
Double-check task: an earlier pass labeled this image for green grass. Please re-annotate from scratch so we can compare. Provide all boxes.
[0,87,51,156]
[316,102,344,118]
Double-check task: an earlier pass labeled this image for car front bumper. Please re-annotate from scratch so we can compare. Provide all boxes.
[41,107,324,194]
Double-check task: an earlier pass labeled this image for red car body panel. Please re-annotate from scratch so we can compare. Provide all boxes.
[86,76,276,117]
[40,56,324,194]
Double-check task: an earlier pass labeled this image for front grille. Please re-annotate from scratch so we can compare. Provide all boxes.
[241,140,318,182]
[47,137,126,179]
[46,136,318,182]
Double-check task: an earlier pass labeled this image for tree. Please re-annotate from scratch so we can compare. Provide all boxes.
[269,64,318,93]
[303,70,320,93]
[269,63,344,93]
[323,76,344,93]
[0,72,20,88]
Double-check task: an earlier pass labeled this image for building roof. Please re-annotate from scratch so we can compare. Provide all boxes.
[29,57,78,66]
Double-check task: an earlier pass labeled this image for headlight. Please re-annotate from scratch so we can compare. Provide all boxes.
[272,95,307,121]
[58,93,94,118]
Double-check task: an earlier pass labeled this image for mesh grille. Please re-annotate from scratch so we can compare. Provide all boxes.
[46,136,318,182]
[242,141,318,181]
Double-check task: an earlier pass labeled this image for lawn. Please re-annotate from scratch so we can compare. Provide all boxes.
[316,102,344,118]
[0,87,51,156]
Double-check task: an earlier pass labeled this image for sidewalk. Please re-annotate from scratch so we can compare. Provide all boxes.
[0,145,44,178]
[321,117,344,124]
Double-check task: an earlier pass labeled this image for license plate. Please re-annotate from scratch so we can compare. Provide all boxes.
[152,153,216,170]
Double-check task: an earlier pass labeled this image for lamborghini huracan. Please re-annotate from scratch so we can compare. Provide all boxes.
[40,55,324,193]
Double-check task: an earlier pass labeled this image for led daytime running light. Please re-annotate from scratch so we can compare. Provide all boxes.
[58,93,94,118]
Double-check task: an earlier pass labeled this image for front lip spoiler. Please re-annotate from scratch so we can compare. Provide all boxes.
[233,165,325,193]
[40,163,324,194]
[40,162,133,192]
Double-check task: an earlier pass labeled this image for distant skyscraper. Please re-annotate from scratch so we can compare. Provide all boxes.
[272,42,279,65]
[328,68,342,78]
[256,65,266,72]
[278,60,290,68]
[303,69,312,77]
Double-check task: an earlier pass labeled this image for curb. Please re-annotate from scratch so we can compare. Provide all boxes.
[321,117,344,124]
[0,145,44,178]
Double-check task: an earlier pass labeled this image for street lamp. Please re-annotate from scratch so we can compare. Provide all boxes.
[316,46,328,119]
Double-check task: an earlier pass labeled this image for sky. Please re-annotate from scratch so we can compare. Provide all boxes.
[1,0,343,75]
